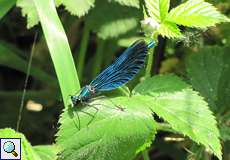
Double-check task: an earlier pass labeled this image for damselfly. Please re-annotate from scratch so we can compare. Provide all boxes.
[71,39,155,106]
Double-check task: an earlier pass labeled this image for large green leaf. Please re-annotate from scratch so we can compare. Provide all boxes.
[186,46,230,113]
[167,0,230,28]
[17,0,39,28]
[0,128,41,160]
[33,145,59,160]
[57,74,222,159]
[56,97,157,160]
[0,0,16,19]
[55,0,95,17]
[145,0,170,22]
[133,75,222,160]
[187,45,230,144]
[86,0,142,39]
[32,0,80,106]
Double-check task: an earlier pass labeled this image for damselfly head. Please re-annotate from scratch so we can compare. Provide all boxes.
[71,95,81,106]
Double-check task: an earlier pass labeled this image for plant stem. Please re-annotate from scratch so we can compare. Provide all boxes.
[92,38,105,78]
[142,150,150,160]
[152,36,166,74]
[145,47,154,78]
[17,32,37,131]
[76,25,90,79]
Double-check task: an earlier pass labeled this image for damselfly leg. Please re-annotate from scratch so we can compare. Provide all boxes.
[69,96,125,129]
[68,102,99,129]
[89,95,125,111]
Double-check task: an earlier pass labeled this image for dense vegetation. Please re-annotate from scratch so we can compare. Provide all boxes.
[0,0,229,160]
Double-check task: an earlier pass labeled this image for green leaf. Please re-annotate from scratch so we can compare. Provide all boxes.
[158,21,183,38]
[111,0,140,8]
[133,75,222,160]
[0,0,16,19]
[167,0,230,28]
[133,74,189,94]
[17,0,39,28]
[32,0,80,106]
[186,46,230,113]
[55,0,95,17]
[0,128,41,160]
[33,145,59,160]
[86,0,141,39]
[145,0,170,22]
[56,97,157,160]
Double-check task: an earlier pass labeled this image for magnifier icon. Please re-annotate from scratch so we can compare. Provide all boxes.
[3,141,18,157]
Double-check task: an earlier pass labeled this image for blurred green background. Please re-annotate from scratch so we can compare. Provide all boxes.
[0,0,229,159]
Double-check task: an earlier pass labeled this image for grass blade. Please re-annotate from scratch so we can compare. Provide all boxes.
[32,0,80,107]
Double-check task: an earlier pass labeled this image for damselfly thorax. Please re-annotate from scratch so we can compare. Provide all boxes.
[71,85,96,105]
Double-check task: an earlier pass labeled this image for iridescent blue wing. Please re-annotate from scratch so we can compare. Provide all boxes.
[90,40,152,91]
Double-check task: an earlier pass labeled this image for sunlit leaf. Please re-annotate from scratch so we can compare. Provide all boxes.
[167,0,230,28]
[133,75,222,160]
